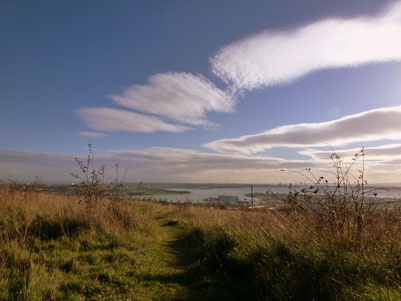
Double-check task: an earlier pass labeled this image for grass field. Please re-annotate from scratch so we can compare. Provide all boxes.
[1,183,401,300]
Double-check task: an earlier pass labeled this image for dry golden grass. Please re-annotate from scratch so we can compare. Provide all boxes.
[2,185,401,300]
[168,201,401,250]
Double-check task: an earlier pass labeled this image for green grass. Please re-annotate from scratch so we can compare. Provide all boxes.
[0,194,191,300]
[167,222,401,300]
[1,190,401,300]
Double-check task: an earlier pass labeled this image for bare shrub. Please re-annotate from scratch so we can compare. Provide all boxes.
[71,144,126,217]
[271,148,389,247]
[71,144,107,215]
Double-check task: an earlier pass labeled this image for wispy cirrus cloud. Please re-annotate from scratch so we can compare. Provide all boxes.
[77,72,234,134]
[76,2,401,139]
[110,72,235,130]
[77,107,191,133]
[78,131,108,138]
[210,2,401,91]
[205,106,401,154]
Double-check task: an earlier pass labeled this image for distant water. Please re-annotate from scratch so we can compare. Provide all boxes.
[136,185,401,203]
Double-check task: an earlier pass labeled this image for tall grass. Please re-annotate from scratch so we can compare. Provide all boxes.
[0,182,151,300]
[1,185,401,299]
[167,200,401,299]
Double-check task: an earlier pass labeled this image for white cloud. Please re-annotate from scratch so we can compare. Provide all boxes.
[110,72,235,129]
[210,2,401,91]
[78,131,108,138]
[204,106,401,154]
[77,107,192,133]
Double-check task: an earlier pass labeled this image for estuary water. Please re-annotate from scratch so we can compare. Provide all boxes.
[136,185,401,204]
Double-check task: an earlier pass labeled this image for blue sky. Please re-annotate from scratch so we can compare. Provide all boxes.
[2,0,401,183]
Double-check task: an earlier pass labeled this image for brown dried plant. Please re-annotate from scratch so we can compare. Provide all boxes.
[71,144,106,215]
[71,144,127,220]
[272,147,389,247]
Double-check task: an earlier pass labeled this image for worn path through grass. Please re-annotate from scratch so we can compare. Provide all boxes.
[130,210,192,300]
[0,195,227,300]
[138,207,230,301]
[142,207,238,301]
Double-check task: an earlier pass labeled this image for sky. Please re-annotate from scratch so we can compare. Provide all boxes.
[2,0,401,184]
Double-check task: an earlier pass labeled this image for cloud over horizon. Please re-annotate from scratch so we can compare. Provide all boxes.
[0,148,318,183]
[210,2,401,91]
[3,144,401,184]
[205,106,401,154]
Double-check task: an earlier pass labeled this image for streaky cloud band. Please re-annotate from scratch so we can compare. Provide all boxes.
[211,2,401,92]
[204,106,401,153]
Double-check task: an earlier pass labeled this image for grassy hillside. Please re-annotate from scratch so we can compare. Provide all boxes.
[1,184,401,300]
